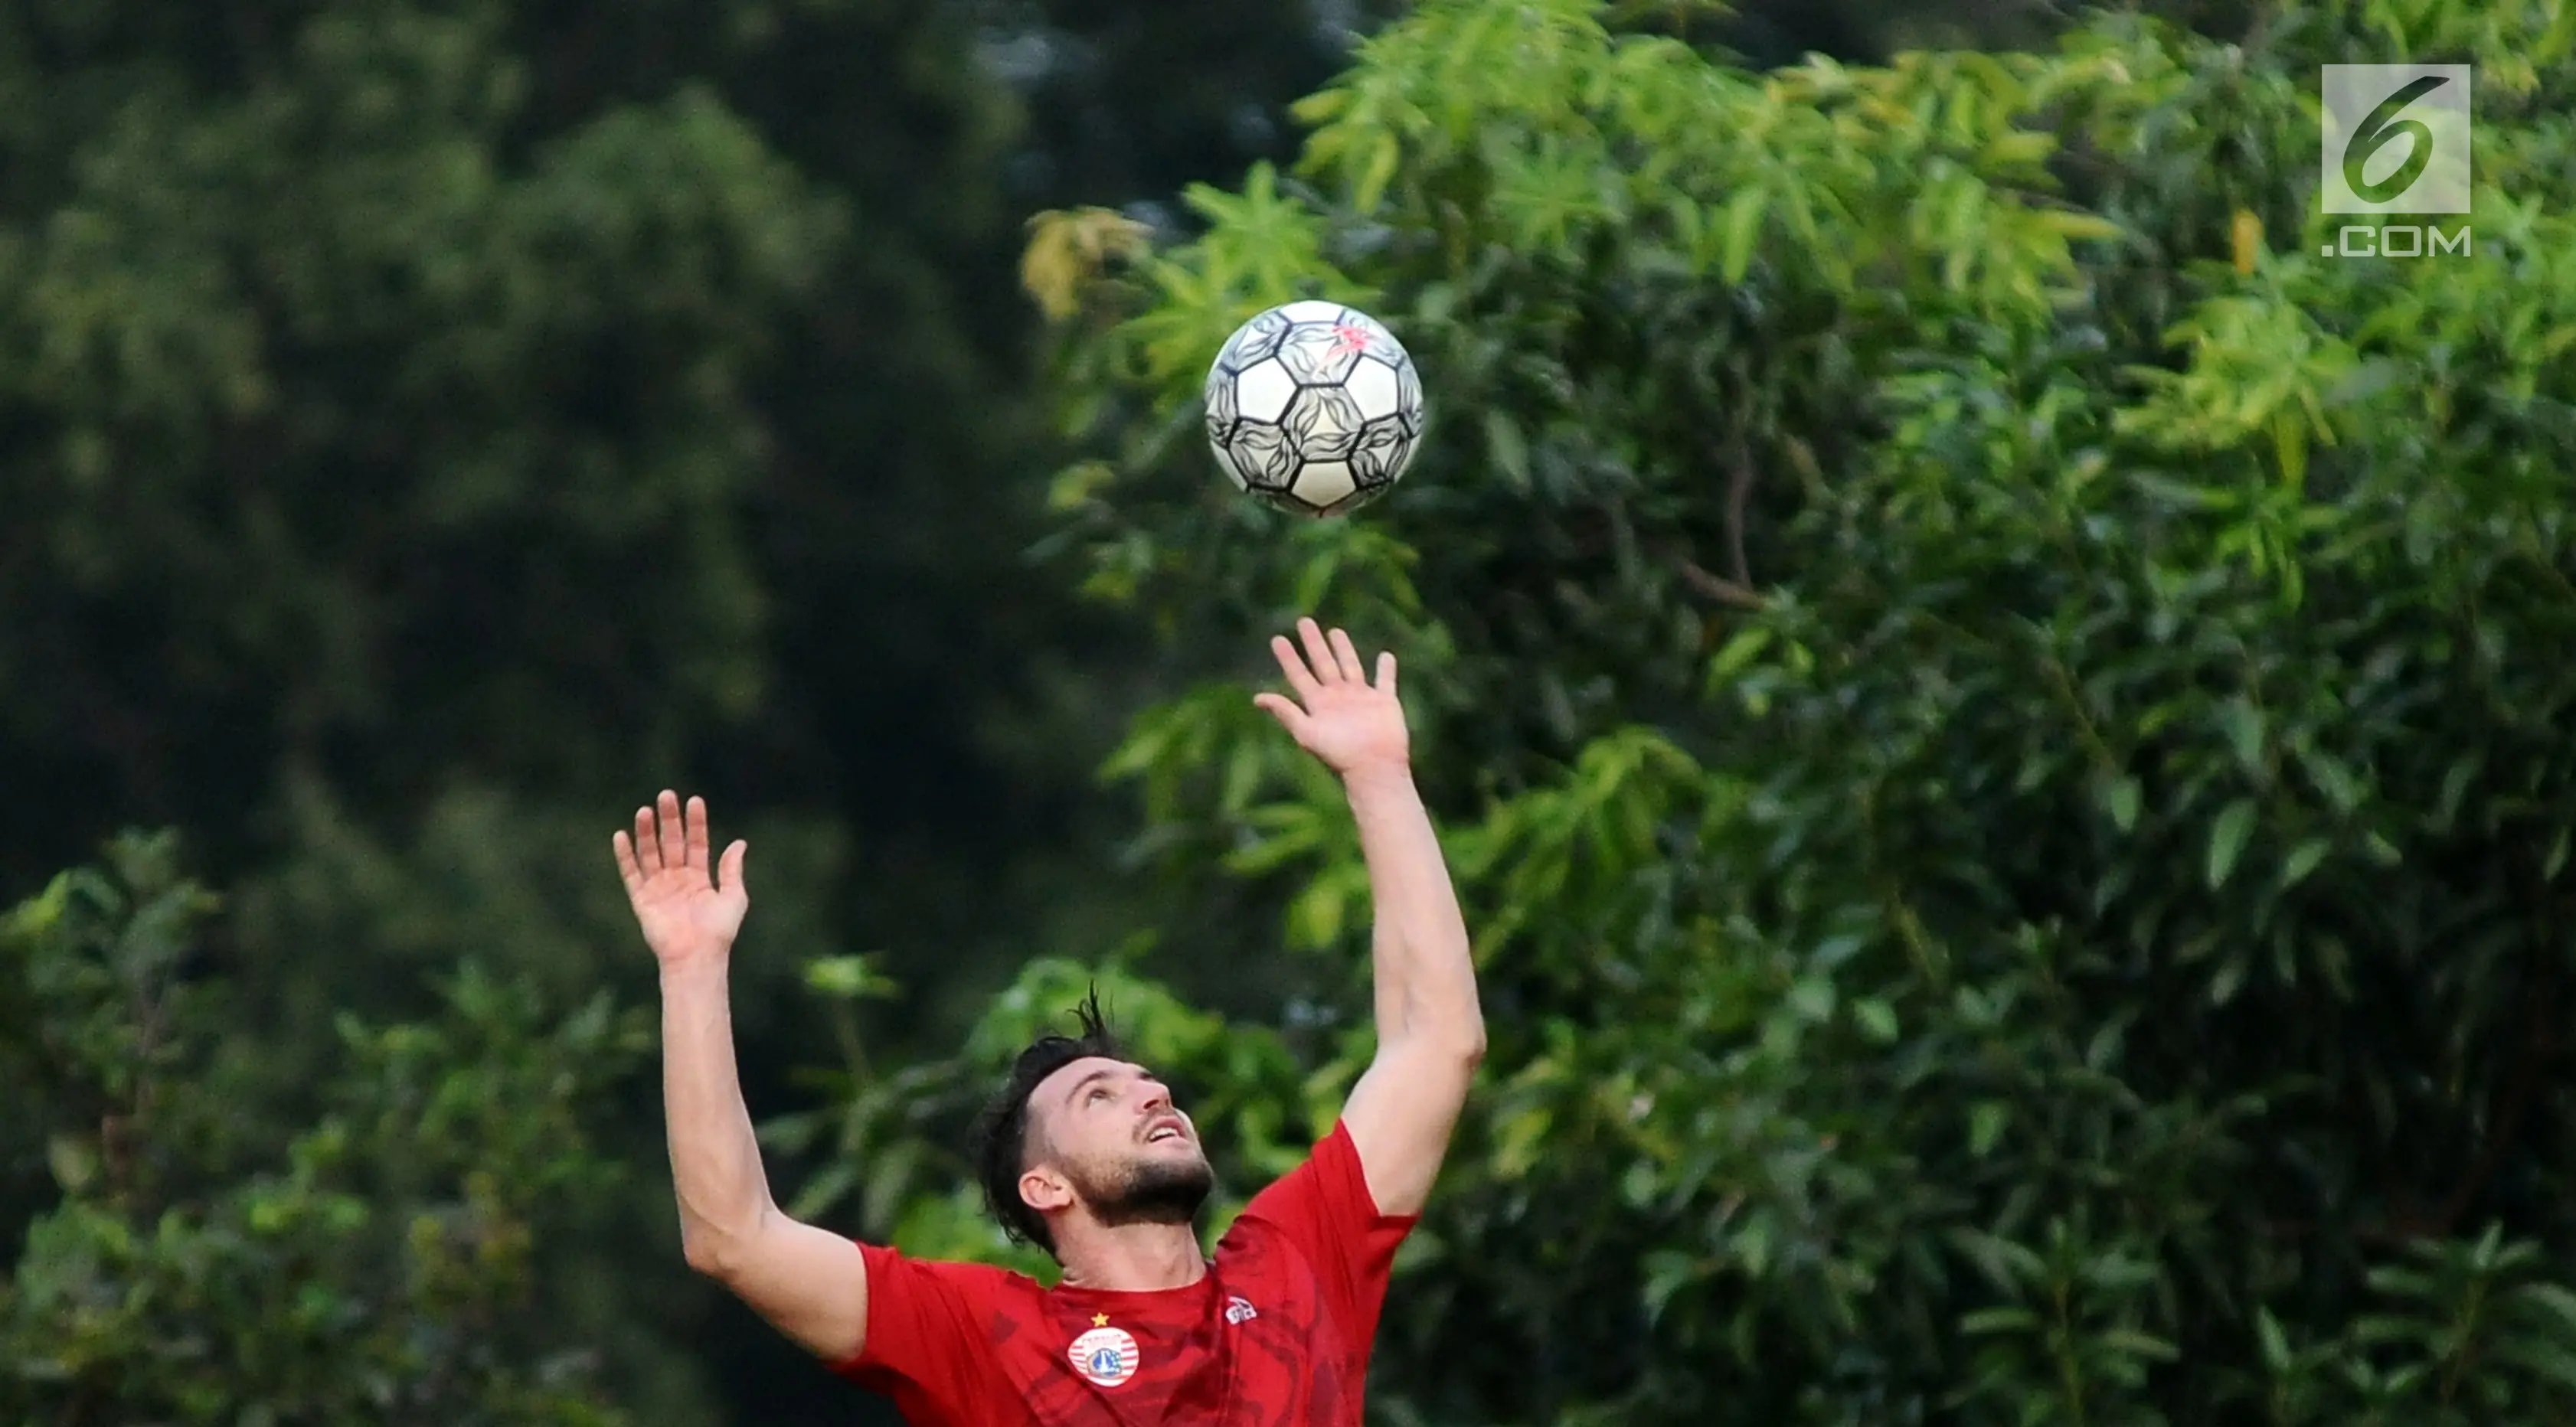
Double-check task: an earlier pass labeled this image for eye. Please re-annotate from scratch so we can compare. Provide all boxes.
[1087,1087,1110,1104]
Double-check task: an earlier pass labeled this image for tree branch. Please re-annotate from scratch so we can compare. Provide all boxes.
[1676,559,1764,609]
[1724,383,1757,589]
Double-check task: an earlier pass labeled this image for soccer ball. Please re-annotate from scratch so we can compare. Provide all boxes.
[1203,300,1424,517]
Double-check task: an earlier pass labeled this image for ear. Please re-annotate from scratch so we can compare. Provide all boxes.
[1019,1164,1075,1216]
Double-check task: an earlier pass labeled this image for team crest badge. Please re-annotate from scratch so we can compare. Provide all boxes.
[1067,1323,1139,1388]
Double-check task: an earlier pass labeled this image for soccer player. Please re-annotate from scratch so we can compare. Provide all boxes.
[614,619,1483,1425]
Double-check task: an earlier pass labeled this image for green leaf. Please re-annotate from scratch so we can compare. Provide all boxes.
[2210,955,2247,1006]
[1485,410,1532,486]
[1355,134,1402,212]
[2103,775,2143,833]
[1970,1101,2010,1158]
[2282,838,2329,887]
[2097,1329,2179,1361]
[2218,699,2267,774]
[2038,211,2124,241]
[2293,744,2366,814]
[1961,1306,2040,1335]
[47,1135,98,1194]
[1853,998,1900,1043]
[1707,628,1773,684]
[1641,1251,1705,1323]
[2207,799,2257,889]
[2257,1307,2292,1370]
[804,955,896,1001]
[1717,184,1769,284]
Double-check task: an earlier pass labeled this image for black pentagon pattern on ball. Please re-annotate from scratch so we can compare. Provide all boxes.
[1219,309,1293,374]
[1337,356,1403,426]
[1392,358,1424,436]
[1250,484,1381,519]
[1348,413,1413,487]
[1339,309,1405,365]
[1205,302,1421,515]
[1283,385,1363,462]
[1250,487,1316,518]
[1290,460,1358,511]
[1278,321,1365,387]
[1300,482,1393,518]
[1228,420,1298,491]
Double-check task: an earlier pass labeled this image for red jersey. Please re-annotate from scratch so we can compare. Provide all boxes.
[834,1121,1416,1426]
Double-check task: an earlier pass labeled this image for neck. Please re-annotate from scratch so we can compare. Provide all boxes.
[1054,1220,1208,1292]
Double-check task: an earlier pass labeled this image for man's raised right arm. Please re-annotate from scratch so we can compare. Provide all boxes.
[618,791,868,1363]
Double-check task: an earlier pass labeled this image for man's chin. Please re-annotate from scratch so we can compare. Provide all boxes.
[1087,1158,1215,1227]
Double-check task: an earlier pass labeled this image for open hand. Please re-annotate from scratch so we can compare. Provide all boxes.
[613,791,748,966]
[1254,619,1410,776]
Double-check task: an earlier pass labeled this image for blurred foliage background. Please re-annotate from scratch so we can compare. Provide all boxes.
[8,1,2575,1425]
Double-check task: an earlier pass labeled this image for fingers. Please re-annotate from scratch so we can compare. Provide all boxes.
[1327,627,1367,684]
[633,804,662,872]
[1296,618,1341,686]
[655,790,687,870]
[1253,691,1312,738]
[626,792,721,883]
[1273,618,1402,703]
[612,831,646,890]
[685,795,711,870]
[717,839,748,899]
[1276,619,1388,689]
[1270,634,1322,702]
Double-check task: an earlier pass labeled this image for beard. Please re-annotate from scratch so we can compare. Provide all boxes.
[1077,1151,1214,1229]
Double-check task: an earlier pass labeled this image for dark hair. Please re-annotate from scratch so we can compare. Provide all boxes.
[967,987,1122,1256]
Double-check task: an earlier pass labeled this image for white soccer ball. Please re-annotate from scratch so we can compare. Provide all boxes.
[1203,300,1424,518]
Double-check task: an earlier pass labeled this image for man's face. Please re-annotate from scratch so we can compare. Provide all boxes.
[1021,1056,1213,1229]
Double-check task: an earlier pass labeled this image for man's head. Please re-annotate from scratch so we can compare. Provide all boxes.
[968,990,1213,1258]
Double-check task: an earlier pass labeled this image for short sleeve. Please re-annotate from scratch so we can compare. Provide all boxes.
[1228,1119,1419,1349]
[829,1243,1008,1427]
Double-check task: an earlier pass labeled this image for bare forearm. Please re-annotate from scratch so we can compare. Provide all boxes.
[1344,764,1483,1053]
[659,956,778,1272]
[617,796,870,1357]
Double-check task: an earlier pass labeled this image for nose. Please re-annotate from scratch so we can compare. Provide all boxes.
[1139,1080,1172,1115]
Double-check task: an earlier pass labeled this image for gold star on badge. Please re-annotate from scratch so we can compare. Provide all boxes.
[1092,1313,1109,1327]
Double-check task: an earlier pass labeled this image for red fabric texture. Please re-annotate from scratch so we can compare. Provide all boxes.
[833,1120,1415,1426]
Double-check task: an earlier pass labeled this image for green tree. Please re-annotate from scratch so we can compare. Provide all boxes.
[0,3,1094,1420]
[1,833,644,1425]
[0,6,858,1414]
[845,0,2576,1422]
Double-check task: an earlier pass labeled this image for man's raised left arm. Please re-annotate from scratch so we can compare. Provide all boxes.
[1256,619,1486,1217]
